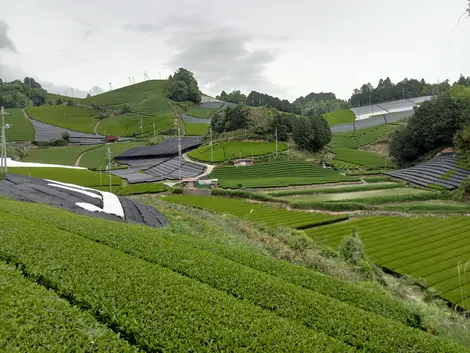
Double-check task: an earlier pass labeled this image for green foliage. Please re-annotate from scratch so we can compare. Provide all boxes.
[0,211,352,352]
[165,195,347,229]
[212,188,280,202]
[184,121,209,136]
[247,90,293,112]
[27,105,100,134]
[61,131,70,141]
[167,68,201,104]
[216,90,247,104]
[350,77,451,107]
[293,92,350,115]
[8,167,121,187]
[440,169,455,180]
[339,228,365,265]
[0,78,48,108]
[23,144,101,166]
[189,140,286,162]
[115,183,167,195]
[211,104,250,134]
[0,261,137,352]
[333,148,395,169]
[3,108,34,142]
[306,215,470,311]
[292,114,332,152]
[97,113,174,137]
[324,109,355,125]
[209,161,358,188]
[363,176,392,183]
[268,182,403,197]
[453,126,470,154]
[187,107,218,119]
[390,94,470,167]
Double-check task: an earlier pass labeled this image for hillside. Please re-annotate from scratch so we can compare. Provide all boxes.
[1,196,469,351]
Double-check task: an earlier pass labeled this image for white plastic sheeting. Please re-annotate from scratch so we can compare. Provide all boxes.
[6,158,86,169]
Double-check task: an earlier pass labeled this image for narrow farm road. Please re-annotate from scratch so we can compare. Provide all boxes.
[94,120,101,135]
[74,151,86,167]
[183,152,215,178]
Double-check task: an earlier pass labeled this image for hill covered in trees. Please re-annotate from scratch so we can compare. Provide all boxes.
[0,78,49,108]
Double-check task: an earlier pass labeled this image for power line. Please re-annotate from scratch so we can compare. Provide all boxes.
[177,125,182,180]
[106,147,113,193]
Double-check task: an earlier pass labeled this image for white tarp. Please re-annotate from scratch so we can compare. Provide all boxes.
[6,158,86,169]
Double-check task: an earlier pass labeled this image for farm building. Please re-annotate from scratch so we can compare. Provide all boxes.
[106,135,118,143]
[234,158,254,167]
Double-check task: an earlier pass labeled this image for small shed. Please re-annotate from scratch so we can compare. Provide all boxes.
[234,158,254,167]
[106,135,118,143]
[183,177,199,188]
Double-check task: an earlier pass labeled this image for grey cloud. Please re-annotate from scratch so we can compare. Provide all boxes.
[125,17,285,95]
[0,21,17,52]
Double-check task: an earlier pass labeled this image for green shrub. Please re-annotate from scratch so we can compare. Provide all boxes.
[339,227,365,265]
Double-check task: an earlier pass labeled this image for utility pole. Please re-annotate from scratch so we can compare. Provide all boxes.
[0,106,5,176]
[106,148,113,193]
[132,77,135,84]
[99,167,103,186]
[159,72,161,80]
[153,122,156,140]
[109,82,112,91]
[140,118,143,138]
[209,127,214,163]
[275,125,278,158]
[437,78,439,96]
[128,77,131,85]
[402,88,405,100]
[177,125,182,180]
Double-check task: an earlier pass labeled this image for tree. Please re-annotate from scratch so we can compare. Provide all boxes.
[61,131,70,141]
[292,114,331,152]
[210,104,250,134]
[86,93,91,98]
[339,227,365,265]
[166,68,201,104]
[454,126,470,154]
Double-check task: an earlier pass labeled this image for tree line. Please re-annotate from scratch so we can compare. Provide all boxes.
[0,78,48,108]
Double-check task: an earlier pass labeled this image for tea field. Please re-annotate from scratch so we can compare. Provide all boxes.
[306,216,470,310]
[3,108,34,142]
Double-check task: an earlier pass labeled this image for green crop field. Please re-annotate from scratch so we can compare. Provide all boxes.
[3,108,34,142]
[8,167,121,187]
[333,148,396,169]
[305,216,470,310]
[46,93,82,104]
[83,80,172,115]
[26,105,100,134]
[97,113,174,137]
[324,109,355,126]
[23,144,101,166]
[0,199,461,352]
[187,107,218,119]
[189,141,287,162]
[164,194,348,229]
[79,141,146,169]
[328,135,360,149]
[353,124,396,145]
[268,182,403,197]
[383,200,470,214]
[210,160,360,188]
[184,121,209,136]
[115,183,167,195]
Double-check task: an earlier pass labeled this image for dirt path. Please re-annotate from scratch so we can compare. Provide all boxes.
[74,151,86,167]
[182,152,214,178]
[94,120,101,135]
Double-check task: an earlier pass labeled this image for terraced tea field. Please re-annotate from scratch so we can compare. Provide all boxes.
[306,216,470,310]
[97,113,174,137]
[8,167,121,187]
[209,161,359,188]
[79,141,146,169]
[324,109,355,126]
[189,141,287,162]
[26,105,100,134]
[184,121,209,136]
[3,108,34,142]
[333,148,395,169]
[187,107,218,119]
[23,144,101,166]
[1,198,462,352]
[164,195,348,229]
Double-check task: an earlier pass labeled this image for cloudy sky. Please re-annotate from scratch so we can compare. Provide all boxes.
[1,0,469,100]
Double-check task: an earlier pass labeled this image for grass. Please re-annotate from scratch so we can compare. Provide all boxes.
[7,167,121,187]
[3,108,34,142]
[83,80,171,115]
[383,200,470,214]
[333,148,396,169]
[305,216,470,311]
[209,161,360,188]
[353,124,396,145]
[282,188,430,202]
[2,200,463,352]
[189,141,288,162]
[164,194,348,229]
[187,107,218,119]
[440,170,456,180]
[97,113,174,137]
[184,121,209,136]
[324,109,355,126]
[268,182,404,197]
[79,141,146,169]
[26,105,100,134]
[115,183,167,195]
[23,144,101,166]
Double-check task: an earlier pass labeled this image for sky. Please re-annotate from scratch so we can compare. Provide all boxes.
[1,0,469,100]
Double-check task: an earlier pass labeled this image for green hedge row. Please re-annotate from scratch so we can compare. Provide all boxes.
[0,261,136,352]
[268,183,403,197]
[2,201,468,352]
[0,212,352,353]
